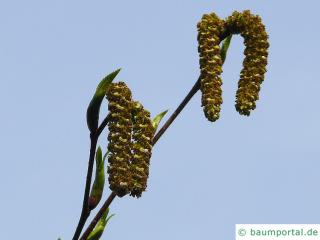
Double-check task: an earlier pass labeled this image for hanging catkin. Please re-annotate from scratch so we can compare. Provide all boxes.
[224,10,269,116]
[106,82,154,198]
[130,101,155,198]
[106,82,133,197]
[197,13,225,122]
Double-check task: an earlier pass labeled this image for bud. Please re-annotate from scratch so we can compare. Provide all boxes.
[88,147,106,210]
[87,208,115,240]
[86,69,121,133]
[225,10,269,115]
[197,13,225,122]
[106,82,133,197]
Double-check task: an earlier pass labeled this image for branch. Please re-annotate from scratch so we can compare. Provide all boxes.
[79,77,202,240]
[77,32,232,240]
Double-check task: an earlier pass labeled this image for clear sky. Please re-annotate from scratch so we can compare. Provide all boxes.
[1,0,319,239]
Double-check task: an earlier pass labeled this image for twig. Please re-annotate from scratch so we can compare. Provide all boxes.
[79,192,117,240]
[96,115,110,138]
[72,116,110,240]
[152,77,201,145]
[152,28,230,145]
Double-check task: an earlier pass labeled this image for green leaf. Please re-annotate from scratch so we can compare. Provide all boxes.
[102,150,109,164]
[87,227,104,240]
[88,146,106,210]
[87,208,114,240]
[220,35,232,64]
[95,146,103,167]
[105,213,115,224]
[86,69,121,133]
[152,109,169,132]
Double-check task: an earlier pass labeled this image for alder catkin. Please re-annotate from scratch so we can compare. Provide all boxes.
[106,82,133,197]
[130,101,154,198]
[197,13,224,122]
[224,10,269,116]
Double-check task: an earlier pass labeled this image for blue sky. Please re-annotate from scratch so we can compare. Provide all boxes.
[1,1,319,239]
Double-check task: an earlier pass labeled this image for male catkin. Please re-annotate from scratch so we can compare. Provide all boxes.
[106,82,133,197]
[197,13,224,122]
[130,101,154,198]
[224,10,269,115]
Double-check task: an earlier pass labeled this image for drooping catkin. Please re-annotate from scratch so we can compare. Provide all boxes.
[224,10,269,116]
[197,13,224,122]
[130,101,155,198]
[106,82,133,197]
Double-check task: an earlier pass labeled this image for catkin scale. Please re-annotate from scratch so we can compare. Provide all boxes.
[197,13,224,122]
[224,10,269,115]
[106,82,133,197]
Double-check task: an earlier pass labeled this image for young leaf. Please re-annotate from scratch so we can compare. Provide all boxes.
[87,208,115,240]
[220,35,232,64]
[152,110,169,132]
[86,69,121,133]
[105,213,115,224]
[96,147,103,165]
[88,146,105,210]
[102,150,109,164]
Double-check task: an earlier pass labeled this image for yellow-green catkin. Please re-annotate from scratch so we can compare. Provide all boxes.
[130,101,155,198]
[197,13,225,122]
[106,82,133,197]
[225,10,269,116]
